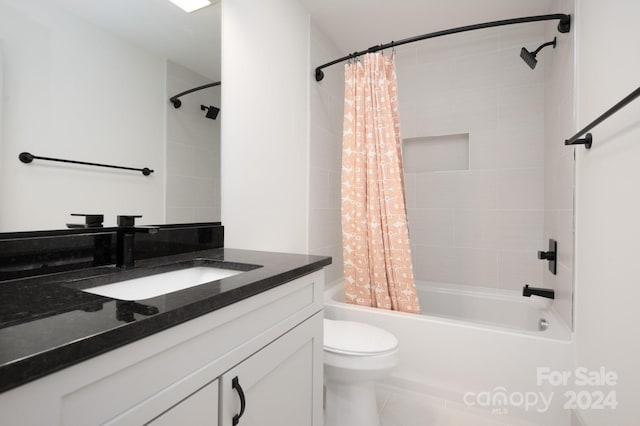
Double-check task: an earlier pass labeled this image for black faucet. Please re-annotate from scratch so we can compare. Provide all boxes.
[522,284,555,299]
[116,215,159,268]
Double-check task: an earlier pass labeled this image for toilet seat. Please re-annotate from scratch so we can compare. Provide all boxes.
[324,319,398,356]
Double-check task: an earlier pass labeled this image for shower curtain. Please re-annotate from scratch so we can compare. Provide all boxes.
[341,53,421,314]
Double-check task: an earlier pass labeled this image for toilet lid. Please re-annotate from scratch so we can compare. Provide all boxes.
[324,319,398,355]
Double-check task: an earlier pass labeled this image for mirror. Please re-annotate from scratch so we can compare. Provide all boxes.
[0,0,221,232]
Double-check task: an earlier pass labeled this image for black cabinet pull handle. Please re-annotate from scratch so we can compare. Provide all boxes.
[232,376,246,426]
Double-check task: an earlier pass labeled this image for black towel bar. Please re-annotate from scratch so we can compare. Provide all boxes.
[18,152,154,176]
[565,85,640,149]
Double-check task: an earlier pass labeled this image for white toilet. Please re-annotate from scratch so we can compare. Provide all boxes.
[323,318,399,426]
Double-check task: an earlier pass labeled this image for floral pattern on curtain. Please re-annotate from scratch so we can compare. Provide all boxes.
[341,53,421,314]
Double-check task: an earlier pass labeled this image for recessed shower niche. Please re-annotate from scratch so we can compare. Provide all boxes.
[403,133,470,173]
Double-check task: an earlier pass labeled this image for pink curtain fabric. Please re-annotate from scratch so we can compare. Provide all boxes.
[341,53,421,314]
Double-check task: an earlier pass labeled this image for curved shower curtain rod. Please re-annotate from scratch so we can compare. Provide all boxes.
[314,13,571,81]
[170,81,221,108]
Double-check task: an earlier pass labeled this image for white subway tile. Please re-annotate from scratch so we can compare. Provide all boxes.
[166,142,195,177]
[417,29,500,65]
[193,206,220,222]
[469,125,544,170]
[393,45,418,69]
[328,92,345,136]
[404,172,417,209]
[497,169,544,210]
[454,51,508,91]
[416,170,497,209]
[166,175,201,207]
[309,209,342,251]
[166,207,195,224]
[495,210,544,250]
[193,146,219,179]
[403,134,469,173]
[499,22,546,50]
[451,87,499,129]
[544,210,558,244]
[398,103,418,139]
[193,176,218,208]
[498,84,545,127]
[309,167,329,210]
[328,171,342,210]
[311,84,330,125]
[408,60,457,98]
[407,208,455,247]
[552,152,575,210]
[310,124,342,171]
[454,209,499,249]
[413,245,498,287]
[455,210,544,250]
[497,250,544,291]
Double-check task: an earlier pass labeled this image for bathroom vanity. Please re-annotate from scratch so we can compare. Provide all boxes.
[0,245,330,426]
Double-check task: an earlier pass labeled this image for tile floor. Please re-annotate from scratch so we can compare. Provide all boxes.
[376,383,540,426]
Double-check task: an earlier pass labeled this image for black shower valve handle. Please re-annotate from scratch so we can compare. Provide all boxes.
[538,239,558,275]
[537,250,556,261]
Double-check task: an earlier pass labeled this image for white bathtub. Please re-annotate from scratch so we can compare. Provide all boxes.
[324,281,573,425]
[416,282,560,336]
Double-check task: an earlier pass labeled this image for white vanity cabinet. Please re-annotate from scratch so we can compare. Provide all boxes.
[0,270,325,426]
[219,315,321,426]
[147,379,219,425]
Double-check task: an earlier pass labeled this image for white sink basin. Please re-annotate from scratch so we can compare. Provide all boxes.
[83,267,242,300]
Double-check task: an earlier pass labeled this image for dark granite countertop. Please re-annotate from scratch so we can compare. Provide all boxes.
[0,248,331,393]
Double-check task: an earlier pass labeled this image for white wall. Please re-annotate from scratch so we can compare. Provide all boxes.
[165,61,221,224]
[574,0,640,424]
[395,24,547,292]
[0,0,165,230]
[221,0,310,253]
[308,20,343,283]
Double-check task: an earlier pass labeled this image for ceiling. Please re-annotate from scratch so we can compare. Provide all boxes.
[298,0,556,55]
[51,0,221,80]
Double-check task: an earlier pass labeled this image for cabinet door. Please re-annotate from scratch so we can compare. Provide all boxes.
[219,313,323,426]
[147,379,219,426]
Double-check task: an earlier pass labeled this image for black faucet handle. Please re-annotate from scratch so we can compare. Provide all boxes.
[67,213,104,228]
[117,215,143,227]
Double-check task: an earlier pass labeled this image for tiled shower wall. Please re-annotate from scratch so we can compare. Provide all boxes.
[308,20,344,284]
[309,19,574,327]
[396,23,549,291]
[165,61,221,223]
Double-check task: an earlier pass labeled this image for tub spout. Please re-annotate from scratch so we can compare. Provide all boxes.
[522,285,555,299]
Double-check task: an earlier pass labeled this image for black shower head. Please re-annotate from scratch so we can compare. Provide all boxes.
[520,47,538,69]
[520,37,557,70]
[200,104,220,120]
